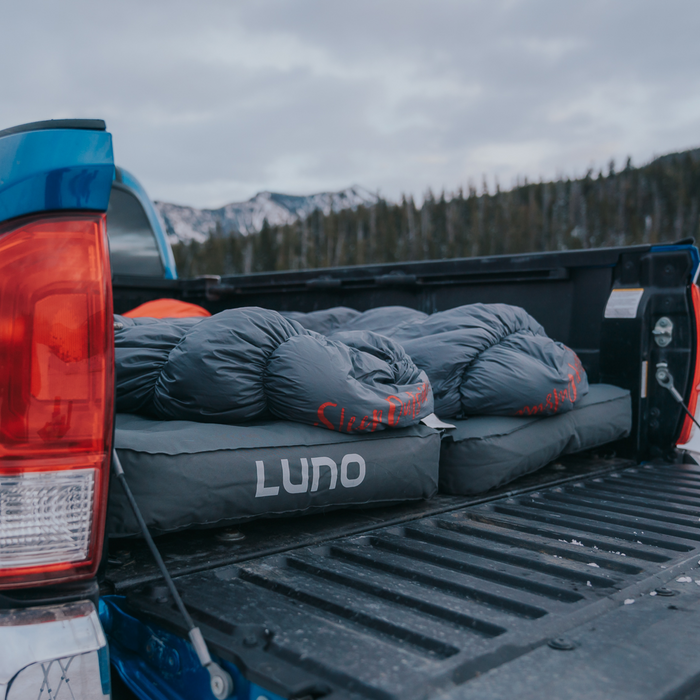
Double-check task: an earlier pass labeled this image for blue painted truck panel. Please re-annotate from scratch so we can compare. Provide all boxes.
[0,120,177,279]
[0,126,114,222]
[102,597,284,700]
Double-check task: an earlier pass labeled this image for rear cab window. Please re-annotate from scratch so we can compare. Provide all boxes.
[107,187,165,277]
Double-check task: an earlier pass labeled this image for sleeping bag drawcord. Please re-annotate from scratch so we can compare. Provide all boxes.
[655,362,700,432]
[111,449,234,700]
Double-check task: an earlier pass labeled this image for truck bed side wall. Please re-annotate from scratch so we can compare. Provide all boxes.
[113,244,699,460]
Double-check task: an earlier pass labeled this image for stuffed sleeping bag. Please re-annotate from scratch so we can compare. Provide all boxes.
[115,302,587,427]
[114,307,433,433]
[301,304,588,418]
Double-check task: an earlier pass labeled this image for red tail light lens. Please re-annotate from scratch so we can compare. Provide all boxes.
[0,214,114,589]
[678,284,700,446]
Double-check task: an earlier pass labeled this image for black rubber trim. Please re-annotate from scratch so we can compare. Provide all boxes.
[0,578,99,610]
[0,119,106,139]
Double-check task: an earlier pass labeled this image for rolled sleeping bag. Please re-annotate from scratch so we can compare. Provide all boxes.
[280,306,360,335]
[122,298,211,319]
[114,315,205,414]
[281,306,427,336]
[334,306,429,335]
[266,330,431,432]
[458,330,587,417]
[328,303,588,418]
[114,307,433,432]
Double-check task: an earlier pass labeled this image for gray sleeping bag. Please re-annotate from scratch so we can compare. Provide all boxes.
[297,304,589,418]
[115,307,432,433]
[281,307,360,335]
[115,303,587,434]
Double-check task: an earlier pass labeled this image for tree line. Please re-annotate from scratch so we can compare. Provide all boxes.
[173,149,700,277]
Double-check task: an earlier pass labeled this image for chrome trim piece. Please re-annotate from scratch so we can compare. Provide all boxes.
[0,601,107,700]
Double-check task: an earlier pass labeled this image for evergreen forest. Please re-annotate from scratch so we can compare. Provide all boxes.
[173,149,700,277]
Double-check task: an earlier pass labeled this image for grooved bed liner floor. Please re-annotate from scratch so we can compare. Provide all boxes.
[119,465,700,699]
[122,461,700,700]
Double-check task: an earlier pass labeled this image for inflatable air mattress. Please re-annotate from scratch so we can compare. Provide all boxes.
[108,416,441,537]
[438,383,632,495]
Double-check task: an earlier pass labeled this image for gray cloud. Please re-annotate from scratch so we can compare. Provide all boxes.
[1,0,699,207]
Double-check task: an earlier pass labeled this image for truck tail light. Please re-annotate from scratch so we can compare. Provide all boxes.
[0,213,114,589]
[678,284,700,446]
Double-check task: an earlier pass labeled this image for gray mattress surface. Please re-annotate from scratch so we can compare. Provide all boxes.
[108,384,631,536]
[108,416,441,537]
[439,383,632,495]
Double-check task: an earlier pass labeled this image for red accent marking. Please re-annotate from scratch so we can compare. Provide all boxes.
[568,361,581,383]
[317,402,338,431]
[385,395,403,426]
[569,374,577,402]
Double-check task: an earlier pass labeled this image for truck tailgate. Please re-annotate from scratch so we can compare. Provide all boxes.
[110,459,700,700]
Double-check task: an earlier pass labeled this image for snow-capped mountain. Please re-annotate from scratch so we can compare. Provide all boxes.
[155,186,379,244]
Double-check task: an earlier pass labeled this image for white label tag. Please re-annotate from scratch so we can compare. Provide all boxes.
[604,288,644,319]
[421,413,455,430]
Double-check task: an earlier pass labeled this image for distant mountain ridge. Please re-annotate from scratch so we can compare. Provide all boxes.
[155,186,379,244]
[172,145,700,278]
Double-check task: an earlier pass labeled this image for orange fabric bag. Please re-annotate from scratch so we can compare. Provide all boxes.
[123,298,211,319]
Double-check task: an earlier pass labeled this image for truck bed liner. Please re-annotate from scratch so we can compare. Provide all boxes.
[104,455,622,592]
[117,459,700,700]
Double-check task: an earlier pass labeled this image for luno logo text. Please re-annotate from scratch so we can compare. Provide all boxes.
[255,454,366,498]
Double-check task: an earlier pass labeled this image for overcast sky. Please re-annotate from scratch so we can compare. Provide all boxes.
[2,1,699,208]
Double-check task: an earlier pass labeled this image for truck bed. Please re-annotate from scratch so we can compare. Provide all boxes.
[105,242,700,698]
[105,454,700,700]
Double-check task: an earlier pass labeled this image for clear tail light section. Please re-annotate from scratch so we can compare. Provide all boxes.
[0,213,114,589]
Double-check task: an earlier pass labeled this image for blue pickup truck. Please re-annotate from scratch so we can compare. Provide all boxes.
[4,118,700,700]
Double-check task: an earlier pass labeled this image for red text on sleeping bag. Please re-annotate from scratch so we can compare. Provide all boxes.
[314,382,431,433]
